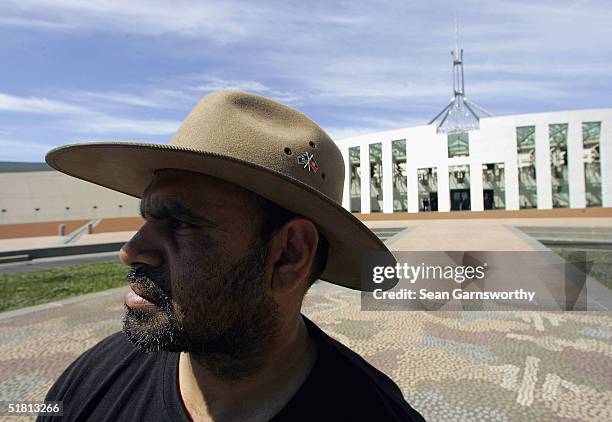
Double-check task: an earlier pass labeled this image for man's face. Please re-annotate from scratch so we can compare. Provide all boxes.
[119,169,280,378]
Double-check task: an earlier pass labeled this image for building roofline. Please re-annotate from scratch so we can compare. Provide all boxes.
[335,107,612,143]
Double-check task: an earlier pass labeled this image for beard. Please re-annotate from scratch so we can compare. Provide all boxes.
[122,243,281,380]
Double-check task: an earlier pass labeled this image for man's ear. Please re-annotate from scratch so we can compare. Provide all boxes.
[268,218,319,293]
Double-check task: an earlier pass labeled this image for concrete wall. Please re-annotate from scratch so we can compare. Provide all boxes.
[0,171,140,225]
[0,219,90,239]
[338,108,612,213]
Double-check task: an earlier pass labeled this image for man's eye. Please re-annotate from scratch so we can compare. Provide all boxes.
[169,219,195,230]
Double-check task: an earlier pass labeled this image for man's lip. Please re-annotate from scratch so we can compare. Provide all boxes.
[125,290,158,310]
[129,284,157,304]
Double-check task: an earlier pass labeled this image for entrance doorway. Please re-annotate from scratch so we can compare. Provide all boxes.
[429,192,438,211]
[450,189,471,211]
[421,192,438,211]
[418,167,438,212]
[483,189,494,210]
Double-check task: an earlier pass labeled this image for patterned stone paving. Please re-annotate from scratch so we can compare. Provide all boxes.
[1,282,612,421]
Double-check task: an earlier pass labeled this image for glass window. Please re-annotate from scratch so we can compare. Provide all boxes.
[482,163,505,210]
[392,139,407,212]
[349,147,361,212]
[447,132,469,158]
[449,165,471,211]
[417,168,438,212]
[516,126,537,209]
[549,124,569,208]
[583,122,602,207]
[369,143,383,212]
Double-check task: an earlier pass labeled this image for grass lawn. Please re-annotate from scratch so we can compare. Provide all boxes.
[0,262,128,313]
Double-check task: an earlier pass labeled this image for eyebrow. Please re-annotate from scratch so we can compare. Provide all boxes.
[139,198,218,228]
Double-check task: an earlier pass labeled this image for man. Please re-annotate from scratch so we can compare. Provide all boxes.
[40,91,424,421]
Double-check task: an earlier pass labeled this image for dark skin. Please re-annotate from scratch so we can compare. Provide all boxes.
[118,169,319,421]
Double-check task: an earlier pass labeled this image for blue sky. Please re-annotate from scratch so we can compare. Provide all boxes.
[1,0,611,162]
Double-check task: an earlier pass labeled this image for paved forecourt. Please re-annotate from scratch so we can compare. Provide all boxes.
[1,217,612,420]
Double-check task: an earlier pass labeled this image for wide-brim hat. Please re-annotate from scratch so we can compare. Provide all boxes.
[45,91,395,291]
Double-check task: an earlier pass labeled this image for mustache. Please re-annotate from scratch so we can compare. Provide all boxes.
[127,266,172,308]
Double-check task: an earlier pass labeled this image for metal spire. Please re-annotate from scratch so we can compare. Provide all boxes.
[454,16,460,64]
[429,17,492,134]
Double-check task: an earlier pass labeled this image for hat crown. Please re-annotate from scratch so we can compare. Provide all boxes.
[170,91,344,203]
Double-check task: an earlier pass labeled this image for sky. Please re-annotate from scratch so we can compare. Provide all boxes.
[1,0,611,162]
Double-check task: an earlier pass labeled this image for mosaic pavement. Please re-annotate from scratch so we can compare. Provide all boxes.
[1,282,612,421]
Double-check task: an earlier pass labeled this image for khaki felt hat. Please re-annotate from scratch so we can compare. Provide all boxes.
[45,91,394,291]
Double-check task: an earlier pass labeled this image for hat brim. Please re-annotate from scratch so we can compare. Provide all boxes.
[46,141,396,291]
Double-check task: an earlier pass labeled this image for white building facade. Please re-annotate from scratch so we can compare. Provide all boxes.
[338,109,611,214]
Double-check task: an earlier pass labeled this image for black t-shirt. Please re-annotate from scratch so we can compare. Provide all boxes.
[38,315,424,421]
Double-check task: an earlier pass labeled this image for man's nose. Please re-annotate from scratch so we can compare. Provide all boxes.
[117,225,163,268]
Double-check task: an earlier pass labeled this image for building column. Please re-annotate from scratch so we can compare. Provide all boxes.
[535,123,552,209]
[506,156,519,210]
[470,163,484,211]
[360,142,371,213]
[568,121,586,208]
[382,141,393,213]
[341,146,350,210]
[407,166,419,213]
[602,120,611,207]
[438,165,450,212]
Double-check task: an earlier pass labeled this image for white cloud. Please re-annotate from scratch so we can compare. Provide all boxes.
[1,0,611,162]
[0,0,390,47]
[65,88,198,109]
[0,138,54,150]
[0,92,89,115]
[75,116,180,136]
[1,0,261,42]
[325,117,426,141]
[0,16,76,30]
[3,1,611,110]
[191,76,302,104]
[192,77,270,93]
[71,91,160,108]
[0,91,180,136]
